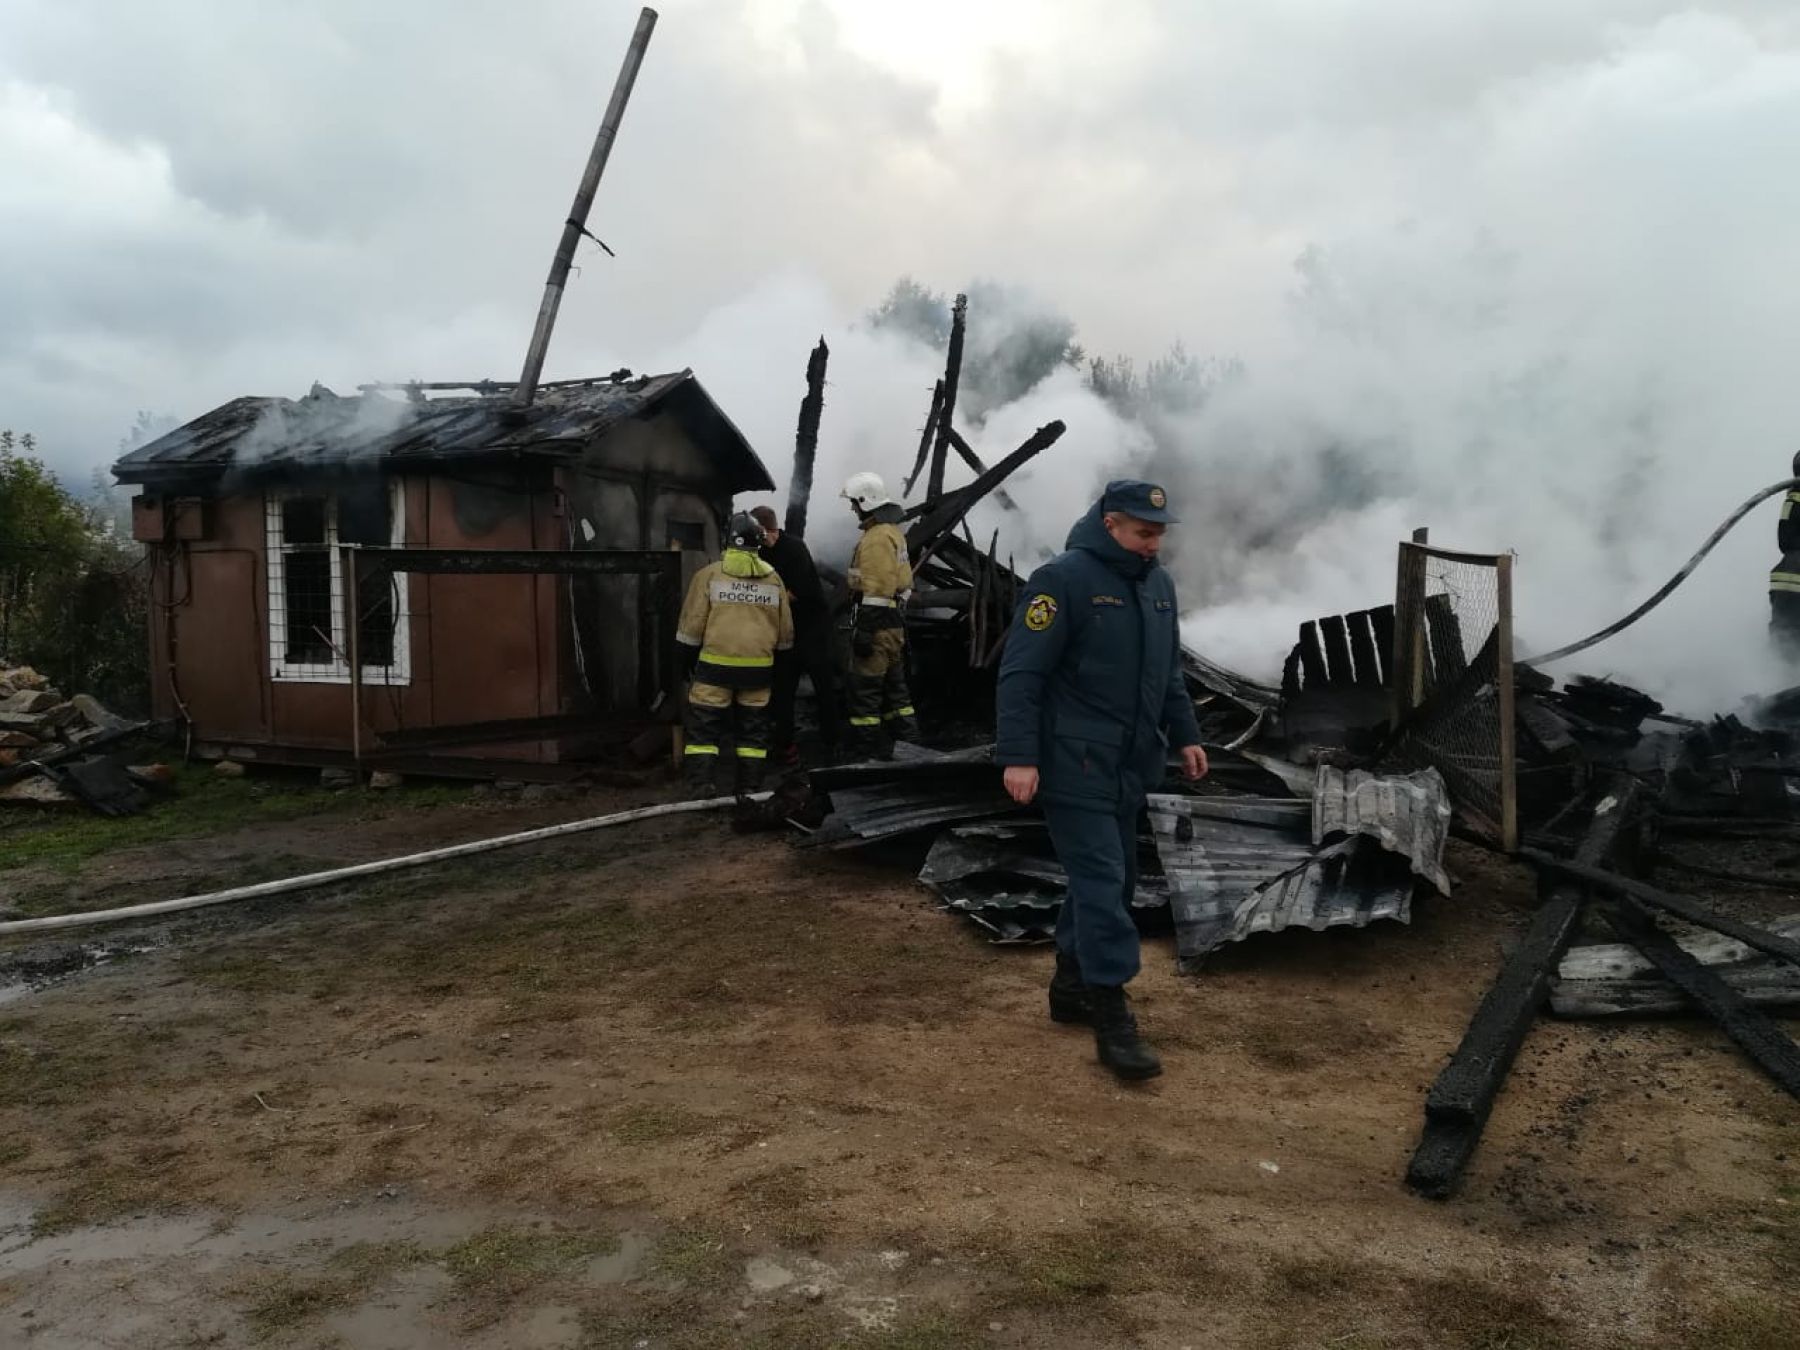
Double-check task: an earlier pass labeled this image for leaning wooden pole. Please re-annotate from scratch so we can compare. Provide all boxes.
[511,7,658,413]
[926,294,968,502]
[785,337,829,539]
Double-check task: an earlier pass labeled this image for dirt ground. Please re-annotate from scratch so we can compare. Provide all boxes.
[0,780,1796,1349]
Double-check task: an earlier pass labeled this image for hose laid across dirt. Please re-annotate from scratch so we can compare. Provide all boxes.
[1527,477,1799,666]
[0,793,759,938]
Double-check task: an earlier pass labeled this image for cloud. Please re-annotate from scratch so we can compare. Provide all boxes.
[4,1,1800,709]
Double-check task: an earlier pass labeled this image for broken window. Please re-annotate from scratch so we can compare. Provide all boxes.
[667,519,707,551]
[265,481,409,684]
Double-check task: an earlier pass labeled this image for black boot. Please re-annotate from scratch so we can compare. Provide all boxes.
[1089,985,1162,1081]
[1048,951,1093,1025]
[735,754,767,798]
[683,756,719,798]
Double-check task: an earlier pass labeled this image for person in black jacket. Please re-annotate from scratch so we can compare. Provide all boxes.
[751,506,840,760]
[1772,452,1800,661]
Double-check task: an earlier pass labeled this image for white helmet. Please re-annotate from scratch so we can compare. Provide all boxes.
[841,471,892,512]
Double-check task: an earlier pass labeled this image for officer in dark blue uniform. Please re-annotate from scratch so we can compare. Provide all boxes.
[995,480,1207,1080]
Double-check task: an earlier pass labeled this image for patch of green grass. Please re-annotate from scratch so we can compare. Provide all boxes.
[1684,1297,1796,1350]
[856,1311,992,1349]
[440,1223,617,1300]
[239,1240,427,1337]
[0,1137,31,1168]
[0,1033,117,1110]
[1406,1277,1570,1350]
[0,761,474,876]
[728,1165,837,1249]
[1269,1253,1364,1299]
[609,1103,716,1146]
[651,1226,735,1287]
[29,1145,190,1235]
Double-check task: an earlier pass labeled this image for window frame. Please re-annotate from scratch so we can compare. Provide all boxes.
[264,481,411,686]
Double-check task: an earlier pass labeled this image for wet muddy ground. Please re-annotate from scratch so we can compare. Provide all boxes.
[0,785,1796,1347]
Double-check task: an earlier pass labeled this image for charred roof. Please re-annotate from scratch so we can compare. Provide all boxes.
[113,369,774,493]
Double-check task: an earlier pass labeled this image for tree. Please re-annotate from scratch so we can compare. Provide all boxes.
[0,430,147,709]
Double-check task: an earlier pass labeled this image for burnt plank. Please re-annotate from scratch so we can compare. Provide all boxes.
[1406,785,1634,1199]
[1347,610,1382,688]
[1369,605,1397,687]
[1423,592,1467,685]
[1295,621,1327,690]
[1603,898,1800,1099]
[357,548,679,577]
[1319,614,1354,687]
[1520,850,1800,968]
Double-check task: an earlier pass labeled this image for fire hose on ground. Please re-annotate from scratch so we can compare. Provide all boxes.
[1526,476,1800,667]
[0,794,762,938]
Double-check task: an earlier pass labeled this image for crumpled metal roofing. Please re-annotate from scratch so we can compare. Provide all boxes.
[113,369,774,491]
[1147,765,1451,966]
[919,823,1168,944]
[1314,765,1452,895]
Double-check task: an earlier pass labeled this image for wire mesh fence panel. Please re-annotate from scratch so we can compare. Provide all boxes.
[1389,545,1516,847]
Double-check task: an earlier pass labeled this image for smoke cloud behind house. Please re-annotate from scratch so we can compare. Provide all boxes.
[5,2,1799,709]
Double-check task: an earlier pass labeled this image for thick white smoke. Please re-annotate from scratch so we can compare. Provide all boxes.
[580,11,1800,718]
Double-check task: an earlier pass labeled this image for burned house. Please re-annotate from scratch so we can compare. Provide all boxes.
[112,372,774,775]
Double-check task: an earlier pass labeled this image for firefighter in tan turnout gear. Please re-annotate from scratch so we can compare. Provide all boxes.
[841,472,920,757]
[677,512,794,796]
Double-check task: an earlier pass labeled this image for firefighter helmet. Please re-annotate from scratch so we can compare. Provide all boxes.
[841,472,892,512]
[726,511,766,550]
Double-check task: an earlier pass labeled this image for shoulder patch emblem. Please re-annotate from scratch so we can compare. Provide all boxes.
[1023,594,1058,632]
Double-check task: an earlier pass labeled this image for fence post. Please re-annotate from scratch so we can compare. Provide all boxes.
[1495,552,1518,851]
[344,544,362,766]
[1391,540,1429,725]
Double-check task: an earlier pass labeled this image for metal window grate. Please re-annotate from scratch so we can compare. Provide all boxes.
[265,484,412,686]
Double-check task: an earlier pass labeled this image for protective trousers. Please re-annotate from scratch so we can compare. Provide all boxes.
[771,625,840,755]
[1041,800,1143,989]
[1773,590,1800,664]
[846,626,919,753]
[684,682,772,795]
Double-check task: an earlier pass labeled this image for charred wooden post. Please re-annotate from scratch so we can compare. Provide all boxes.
[511,8,658,413]
[946,428,1018,513]
[904,381,945,498]
[906,420,1065,560]
[1602,898,1800,1098]
[927,295,968,502]
[785,337,829,538]
[1520,851,1800,967]
[1406,783,1636,1198]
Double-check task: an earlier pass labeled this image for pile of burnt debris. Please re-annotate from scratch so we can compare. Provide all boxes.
[0,666,155,816]
[786,519,1800,1198]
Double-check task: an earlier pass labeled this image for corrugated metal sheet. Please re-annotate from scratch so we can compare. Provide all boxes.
[1314,765,1453,895]
[113,370,774,491]
[918,823,1169,944]
[1147,766,1449,965]
[803,782,1018,848]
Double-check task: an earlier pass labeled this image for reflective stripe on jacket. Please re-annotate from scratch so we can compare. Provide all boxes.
[677,549,794,687]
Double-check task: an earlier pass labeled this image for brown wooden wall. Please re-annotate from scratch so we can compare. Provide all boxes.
[144,467,567,766]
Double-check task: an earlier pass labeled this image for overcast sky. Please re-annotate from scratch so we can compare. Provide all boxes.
[6,1,1800,704]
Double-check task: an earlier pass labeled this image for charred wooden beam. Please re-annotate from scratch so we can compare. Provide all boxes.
[1347,610,1383,688]
[785,337,829,539]
[374,711,625,752]
[1319,614,1354,686]
[1519,850,1800,968]
[904,380,945,499]
[946,429,1019,513]
[927,294,968,502]
[1601,898,1800,1099]
[905,420,1065,560]
[1406,784,1635,1199]
[354,547,678,577]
